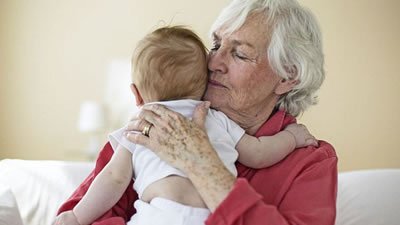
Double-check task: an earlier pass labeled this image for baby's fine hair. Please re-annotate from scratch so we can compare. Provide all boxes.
[132,26,208,102]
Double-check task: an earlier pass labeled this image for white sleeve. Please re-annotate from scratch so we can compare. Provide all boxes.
[108,127,138,153]
[209,109,245,145]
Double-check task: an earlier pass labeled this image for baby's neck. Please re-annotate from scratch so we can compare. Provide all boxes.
[144,95,202,104]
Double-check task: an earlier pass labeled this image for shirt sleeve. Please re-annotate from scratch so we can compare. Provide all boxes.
[109,127,138,154]
[205,156,338,225]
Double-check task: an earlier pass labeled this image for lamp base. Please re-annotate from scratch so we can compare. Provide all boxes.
[86,135,101,159]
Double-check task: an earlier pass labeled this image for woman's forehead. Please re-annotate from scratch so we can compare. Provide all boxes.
[217,30,269,53]
[216,13,269,48]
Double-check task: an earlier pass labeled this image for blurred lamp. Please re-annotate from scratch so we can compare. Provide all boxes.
[78,101,106,158]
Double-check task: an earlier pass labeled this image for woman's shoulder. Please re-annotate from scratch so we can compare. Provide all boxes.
[315,140,337,159]
[288,140,337,170]
[270,140,337,173]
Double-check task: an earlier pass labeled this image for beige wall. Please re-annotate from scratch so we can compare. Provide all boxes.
[298,0,400,171]
[1,0,399,171]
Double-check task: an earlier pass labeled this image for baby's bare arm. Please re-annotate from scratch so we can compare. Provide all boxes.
[72,145,133,225]
[237,124,317,169]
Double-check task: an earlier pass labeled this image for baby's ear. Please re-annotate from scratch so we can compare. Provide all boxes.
[130,83,144,106]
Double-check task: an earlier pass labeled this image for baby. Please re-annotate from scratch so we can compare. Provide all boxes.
[54,26,315,225]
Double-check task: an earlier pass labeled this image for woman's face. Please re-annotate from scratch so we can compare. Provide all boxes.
[203,13,282,120]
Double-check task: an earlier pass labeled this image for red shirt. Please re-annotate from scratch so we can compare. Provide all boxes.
[58,110,338,225]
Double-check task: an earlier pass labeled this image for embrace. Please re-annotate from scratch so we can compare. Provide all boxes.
[54,0,337,225]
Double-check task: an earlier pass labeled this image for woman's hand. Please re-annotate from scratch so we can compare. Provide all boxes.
[124,101,236,211]
[124,101,215,172]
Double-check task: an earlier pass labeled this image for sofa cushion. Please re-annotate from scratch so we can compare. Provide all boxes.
[336,169,400,225]
[0,159,93,225]
[0,186,23,225]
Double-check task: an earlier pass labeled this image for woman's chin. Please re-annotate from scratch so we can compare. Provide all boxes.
[203,90,218,104]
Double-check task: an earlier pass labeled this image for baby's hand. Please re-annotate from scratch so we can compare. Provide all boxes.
[284,124,318,148]
[52,210,81,225]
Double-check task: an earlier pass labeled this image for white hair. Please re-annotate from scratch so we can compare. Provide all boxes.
[210,0,325,117]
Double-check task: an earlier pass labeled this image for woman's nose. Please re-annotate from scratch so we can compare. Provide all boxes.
[208,49,228,74]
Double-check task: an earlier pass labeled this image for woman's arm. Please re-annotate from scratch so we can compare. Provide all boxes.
[206,151,338,225]
[125,102,234,211]
[72,145,133,225]
[124,104,337,225]
[237,124,318,168]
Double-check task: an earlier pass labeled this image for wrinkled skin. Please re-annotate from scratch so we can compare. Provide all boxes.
[126,102,216,173]
[124,13,298,211]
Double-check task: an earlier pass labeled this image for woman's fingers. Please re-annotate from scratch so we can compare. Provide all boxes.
[126,118,150,132]
[126,108,164,133]
[137,108,161,126]
[192,101,210,131]
[141,104,180,119]
[125,131,150,148]
[122,103,215,173]
[125,104,179,145]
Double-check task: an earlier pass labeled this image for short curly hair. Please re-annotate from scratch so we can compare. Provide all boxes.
[210,0,325,117]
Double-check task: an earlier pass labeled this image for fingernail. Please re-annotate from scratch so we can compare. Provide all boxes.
[204,101,210,108]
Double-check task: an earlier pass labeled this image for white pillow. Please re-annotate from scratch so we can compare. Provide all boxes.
[0,159,93,225]
[0,186,23,225]
[336,169,400,225]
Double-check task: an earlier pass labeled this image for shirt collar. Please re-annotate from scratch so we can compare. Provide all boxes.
[254,110,296,137]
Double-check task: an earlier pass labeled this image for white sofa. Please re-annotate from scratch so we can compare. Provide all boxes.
[0,159,399,225]
[0,160,92,225]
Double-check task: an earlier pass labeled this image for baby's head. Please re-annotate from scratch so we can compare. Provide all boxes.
[131,26,208,105]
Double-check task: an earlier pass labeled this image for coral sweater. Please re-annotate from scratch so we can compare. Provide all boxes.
[58,110,338,225]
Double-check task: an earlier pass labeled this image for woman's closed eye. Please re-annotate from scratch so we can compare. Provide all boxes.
[234,51,248,60]
[233,49,254,61]
[210,43,220,51]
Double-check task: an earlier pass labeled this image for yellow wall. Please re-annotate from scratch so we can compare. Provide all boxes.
[299,0,400,171]
[1,0,399,171]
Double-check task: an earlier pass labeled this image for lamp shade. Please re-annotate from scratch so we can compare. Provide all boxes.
[104,59,137,129]
[78,101,106,133]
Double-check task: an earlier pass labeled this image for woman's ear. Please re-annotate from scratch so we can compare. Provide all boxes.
[274,78,299,95]
[130,83,144,106]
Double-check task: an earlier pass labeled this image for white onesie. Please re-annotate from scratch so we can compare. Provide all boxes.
[108,99,245,225]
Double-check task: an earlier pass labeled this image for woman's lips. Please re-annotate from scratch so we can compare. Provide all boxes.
[208,79,226,88]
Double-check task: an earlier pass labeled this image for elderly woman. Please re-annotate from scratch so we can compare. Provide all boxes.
[57,0,337,224]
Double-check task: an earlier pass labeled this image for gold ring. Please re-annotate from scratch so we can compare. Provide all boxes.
[142,124,153,137]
